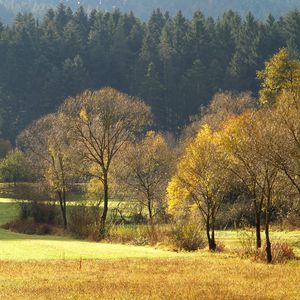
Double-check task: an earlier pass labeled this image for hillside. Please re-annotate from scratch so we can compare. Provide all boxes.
[2,5,300,139]
[2,0,300,22]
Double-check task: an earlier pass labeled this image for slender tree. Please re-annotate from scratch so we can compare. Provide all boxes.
[115,131,172,224]
[17,113,74,229]
[221,112,265,249]
[168,125,231,251]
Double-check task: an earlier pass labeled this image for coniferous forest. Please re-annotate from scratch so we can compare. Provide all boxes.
[3,0,300,20]
[2,4,300,140]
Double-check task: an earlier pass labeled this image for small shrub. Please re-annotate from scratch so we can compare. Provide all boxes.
[68,203,102,239]
[168,223,205,251]
[35,223,52,235]
[3,219,55,235]
[236,229,296,263]
[107,224,150,245]
[256,242,296,263]
[19,201,58,224]
[216,241,226,252]
[272,242,296,262]
[145,224,169,245]
[86,223,104,241]
[2,200,61,235]
[236,229,257,258]
[131,213,147,224]
[133,236,149,246]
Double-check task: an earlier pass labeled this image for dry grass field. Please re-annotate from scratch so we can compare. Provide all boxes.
[0,198,299,299]
[0,254,299,300]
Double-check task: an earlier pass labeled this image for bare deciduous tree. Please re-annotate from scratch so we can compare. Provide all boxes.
[182,91,257,143]
[115,131,173,224]
[59,87,151,237]
[18,113,75,229]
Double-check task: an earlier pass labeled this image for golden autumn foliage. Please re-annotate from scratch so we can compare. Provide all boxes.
[168,125,232,250]
[257,48,300,104]
[13,62,300,266]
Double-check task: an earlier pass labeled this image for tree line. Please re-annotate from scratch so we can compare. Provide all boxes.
[1,48,300,263]
[169,48,300,262]
[2,5,300,141]
[3,0,300,21]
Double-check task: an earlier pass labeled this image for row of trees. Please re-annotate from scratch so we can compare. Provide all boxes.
[168,48,300,263]
[3,5,300,140]
[18,88,152,235]
[2,48,300,263]
[3,0,300,21]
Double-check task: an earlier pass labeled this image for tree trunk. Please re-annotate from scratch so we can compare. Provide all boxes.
[147,198,153,223]
[265,197,272,263]
[147,196,157,240]
[253,196,263,249]
[255,211,261,249]
[206,218,210,247]
[210,218,217,251]
[99,173,109,239]
[58,191,67,229]
[62,189,67,228]
[206,217,216,251]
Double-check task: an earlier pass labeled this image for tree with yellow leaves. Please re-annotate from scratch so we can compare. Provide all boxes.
[266,91,300,197]
[220,111,266,249]
[257,48,300,105]
[168,125,231,251]
[221,109,287,263]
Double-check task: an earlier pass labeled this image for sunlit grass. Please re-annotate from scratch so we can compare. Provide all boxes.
[216,229,300,256]
[0,255,299,299]
[0,228,187,261]
[0,198,299,259]
[0,197,299,299]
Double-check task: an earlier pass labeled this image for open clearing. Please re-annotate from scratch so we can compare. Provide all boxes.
[0,198,299,299]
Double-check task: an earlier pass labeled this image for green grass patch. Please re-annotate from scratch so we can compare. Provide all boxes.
[0,198,184,261]
[0,197,299,261]
[0,228,187,261]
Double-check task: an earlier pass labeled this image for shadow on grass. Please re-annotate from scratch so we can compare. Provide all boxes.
[0,202,19,226]
[0,228,72,241]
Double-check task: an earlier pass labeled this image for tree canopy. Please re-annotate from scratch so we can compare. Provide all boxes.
[2,7,300,141]
[3,0,300,21]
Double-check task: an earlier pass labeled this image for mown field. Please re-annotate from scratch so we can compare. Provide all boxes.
[0,198,299,299]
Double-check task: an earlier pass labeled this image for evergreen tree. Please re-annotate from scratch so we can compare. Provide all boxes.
[0,5,300,141]
[229,13,261,91]
[283,10,300,58]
